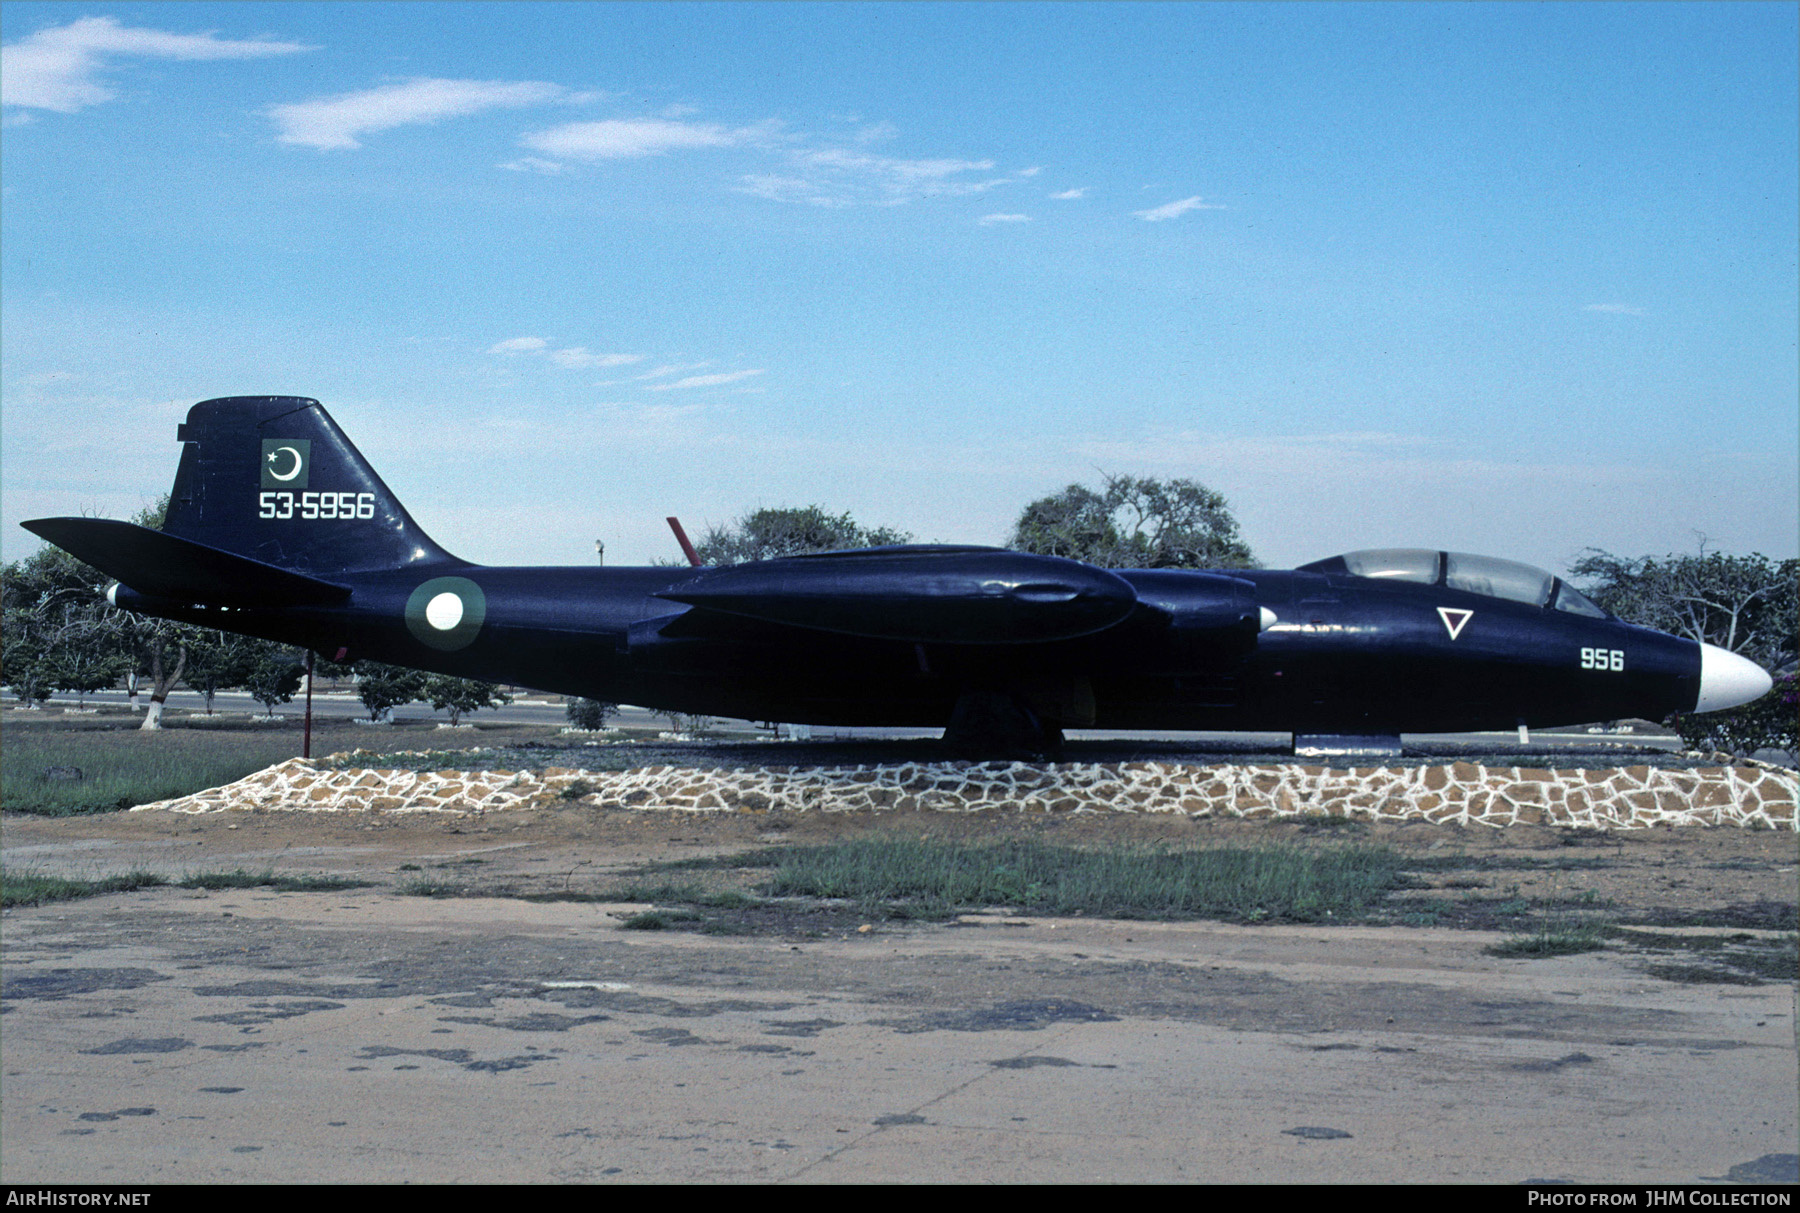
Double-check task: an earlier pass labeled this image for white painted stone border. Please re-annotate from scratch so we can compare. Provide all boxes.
[135,755,1797,829]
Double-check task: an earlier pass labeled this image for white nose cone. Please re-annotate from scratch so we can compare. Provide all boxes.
[1695,644,1772,713]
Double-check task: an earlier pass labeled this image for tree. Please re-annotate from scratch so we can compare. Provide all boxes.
[1569,550,1796,672]
[136,628,189,731]
[1570,548,1798,758]
[1669,671,1797,760]
[693,506,911,565]
[566,697,618,731]
[243,650,306,717]
[48,644,130,709]
[422,674,512,726]
[657,710,715,737]
[1009,474,1255,569]
[0,494,199,725]
[353,661,427,721]
[2,529,118,707]
[117,497,172,712]
[182,631,263,714]
[3,581,61,707]
[2,606,62,708]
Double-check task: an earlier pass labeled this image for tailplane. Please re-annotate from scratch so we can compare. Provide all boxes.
[161,396,460,575]
[19,517,351,608]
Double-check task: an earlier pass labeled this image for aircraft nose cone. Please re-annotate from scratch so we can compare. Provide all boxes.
[1695,644,1773,713]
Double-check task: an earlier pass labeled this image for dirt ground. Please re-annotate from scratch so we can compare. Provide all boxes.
[6,791,1796,924]
[3,756,1796,1184]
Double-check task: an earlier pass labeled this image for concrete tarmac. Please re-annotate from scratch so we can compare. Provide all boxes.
[36,690,1689,755]
[3,875,1794,1184]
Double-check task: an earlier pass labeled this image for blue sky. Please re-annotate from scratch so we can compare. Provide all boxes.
[4,1,1795,573]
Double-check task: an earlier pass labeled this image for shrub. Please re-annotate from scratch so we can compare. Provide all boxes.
[566,698,618,730]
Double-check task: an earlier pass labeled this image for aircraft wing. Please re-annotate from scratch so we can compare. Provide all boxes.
[21,517,352,609]
[654,546,1148,644]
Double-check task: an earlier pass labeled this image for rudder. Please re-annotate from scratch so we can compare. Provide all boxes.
[163,396,461,576]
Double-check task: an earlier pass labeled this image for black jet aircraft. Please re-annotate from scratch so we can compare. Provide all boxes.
[22,396,1773,756]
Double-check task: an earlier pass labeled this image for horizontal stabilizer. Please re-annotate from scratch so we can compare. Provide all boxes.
[22,517,352,608]
[656,547,1138,644]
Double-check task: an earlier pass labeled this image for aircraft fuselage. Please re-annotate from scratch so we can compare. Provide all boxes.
[109,558,1701,735]
[27,396,1766,754]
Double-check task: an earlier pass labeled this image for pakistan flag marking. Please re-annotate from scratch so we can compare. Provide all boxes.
[405,576,487,651]
[261,439,311,489]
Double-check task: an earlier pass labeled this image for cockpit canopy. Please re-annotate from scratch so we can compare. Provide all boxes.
[1297,549,1608,618]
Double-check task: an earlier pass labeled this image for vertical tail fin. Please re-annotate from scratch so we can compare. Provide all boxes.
[163,396,461,575]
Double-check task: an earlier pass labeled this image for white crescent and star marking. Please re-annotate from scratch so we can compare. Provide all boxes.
[265,446,304,481]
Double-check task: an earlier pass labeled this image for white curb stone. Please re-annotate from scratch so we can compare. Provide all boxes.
[133,755,1798,829]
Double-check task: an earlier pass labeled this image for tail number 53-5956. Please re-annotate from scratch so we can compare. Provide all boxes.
[259,491,375,520]
[1581,647,1625,672]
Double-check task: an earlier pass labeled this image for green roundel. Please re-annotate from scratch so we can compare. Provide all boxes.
[405,576,487,651]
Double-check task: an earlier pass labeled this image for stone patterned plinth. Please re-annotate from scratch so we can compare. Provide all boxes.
[134,755,1798,829]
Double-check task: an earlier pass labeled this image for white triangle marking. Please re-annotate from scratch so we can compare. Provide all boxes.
[1438,607,1473,640]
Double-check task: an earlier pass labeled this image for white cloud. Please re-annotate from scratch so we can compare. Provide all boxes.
[738,173,843,207]
[1583,303,1647,316]
[738,147,1011,207]
[519,107,1020,212]
[489,337,642,369]
[499,155,565,174]
[979,213,1031,225]
[850,120,898,144]
[1134,195,1223,221]
[2,15,310,113]
[633,363,713,381]
[632,402,708,422]
[806,148,994,186]
[1051,188,1087,200]
[650,369,765,390]
[270,78,566,150]
[520,117,749,161]
[549,347,643,369]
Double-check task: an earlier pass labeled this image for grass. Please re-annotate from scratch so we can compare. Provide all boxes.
[175,869,369,893]
[1612,927,1798,985]
[620,908,703,930]
[4,717,1789,967]
[758,837,1410,923]
[0,711,574,816]
[380,838,1657,937]
[2,867,368,907]
[1407,853,1616,873]
[1485,922,1613,957]
[2,869,169,907]
[396,877,468,898]
[1,724,305,815]
[322,747,500,772]
[384,839,1412,931]
[1483,917,1798,983]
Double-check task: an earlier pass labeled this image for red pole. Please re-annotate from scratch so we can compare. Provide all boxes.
[666,517,702,567]
[303,649,315,760]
